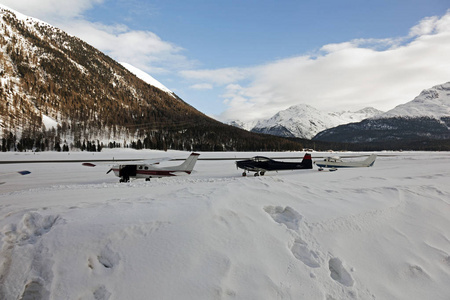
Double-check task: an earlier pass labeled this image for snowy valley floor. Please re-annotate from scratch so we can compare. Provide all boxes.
[0,150,450,299]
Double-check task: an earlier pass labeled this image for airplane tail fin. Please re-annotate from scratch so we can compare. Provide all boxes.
[364,154,377,167]
[301,153,313,169]
[178,153,200,173]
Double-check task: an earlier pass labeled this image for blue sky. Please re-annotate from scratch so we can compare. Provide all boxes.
[2,0,450,122]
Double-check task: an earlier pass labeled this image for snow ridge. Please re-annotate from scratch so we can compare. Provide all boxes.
[0,4,50,27]
[120,62,175,97]
[2,151,449,299]
[251,105,383,139]
[376,82,450,119]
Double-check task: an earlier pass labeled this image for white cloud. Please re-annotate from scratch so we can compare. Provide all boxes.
[180,68,252,86]
[409,10,450,37]
[1,0,193,75]
[189,83,213,90]
[409,16,440,36]
[62,20,192,74]
[216,11,450,122]
[0,0,103,20]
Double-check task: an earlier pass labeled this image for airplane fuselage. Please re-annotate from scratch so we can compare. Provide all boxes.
[236,154,312,176]
[112,164,192,179]
[111,152,199,182]
[237,159,306,172]
[315,154,377,168]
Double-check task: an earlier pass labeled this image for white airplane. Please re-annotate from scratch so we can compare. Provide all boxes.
[83,153,200,182]
[315,154,377,170]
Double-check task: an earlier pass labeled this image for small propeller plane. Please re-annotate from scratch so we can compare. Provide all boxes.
[236,153,313,176]
[83,153,200,182]
[315,154,377,170]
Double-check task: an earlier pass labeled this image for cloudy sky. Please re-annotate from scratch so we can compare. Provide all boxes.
[2,0,450,122]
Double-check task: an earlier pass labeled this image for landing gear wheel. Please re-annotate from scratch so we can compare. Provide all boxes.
[242,172,247,177]
[120,177,130,183]
[260,171,265,176]
[145,178,150,181]
[254,172,259,177]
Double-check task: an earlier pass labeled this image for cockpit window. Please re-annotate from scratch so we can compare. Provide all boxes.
[252,156,270,162]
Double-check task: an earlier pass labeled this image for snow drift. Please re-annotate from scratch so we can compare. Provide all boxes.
[0,150,449,299]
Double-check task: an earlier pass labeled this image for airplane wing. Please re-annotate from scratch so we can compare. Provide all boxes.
[82,157,173,167]
[138,157,173,165]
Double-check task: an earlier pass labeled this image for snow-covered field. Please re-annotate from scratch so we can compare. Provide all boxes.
[0,150,449,300]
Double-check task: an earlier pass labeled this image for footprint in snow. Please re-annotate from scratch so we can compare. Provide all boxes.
[264,206,302,231]
[264,206,321,268]
[328,257,354,287]
[98,246,120,269]
[2,212,61,245]
[93,285,111,300]
[291,237,320,268]
[19,279,49,300]
[88,245,120,270]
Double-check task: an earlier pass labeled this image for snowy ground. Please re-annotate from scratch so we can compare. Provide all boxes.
[0,150,449,300]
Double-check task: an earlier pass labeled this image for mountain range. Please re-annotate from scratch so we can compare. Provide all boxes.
[249,105,382,139]
[313,82,450,144]
[376,82,450,119]
[229,82,450,146]
[0,5,301,152]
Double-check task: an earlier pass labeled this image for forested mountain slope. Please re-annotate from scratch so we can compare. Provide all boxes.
[0,6,300,152]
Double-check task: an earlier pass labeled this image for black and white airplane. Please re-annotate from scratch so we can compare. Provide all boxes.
[83,152,200,182]
[236,153,312,176]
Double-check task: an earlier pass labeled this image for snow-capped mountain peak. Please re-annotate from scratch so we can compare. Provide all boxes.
[377,82,450,119]
[330,107,384,123]
[226,120,259,131]
[250,104,382,139]
[313,81,450,144]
